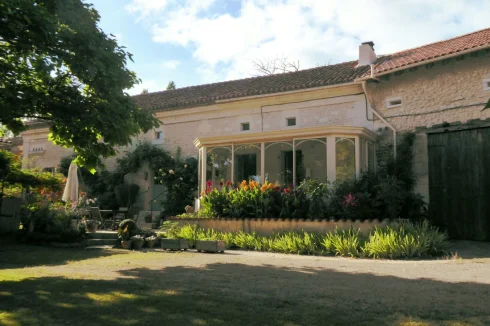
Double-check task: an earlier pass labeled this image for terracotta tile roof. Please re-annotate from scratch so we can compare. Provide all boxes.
[372,27,490,74]
[133,61,370,111]
[133,27,490,111]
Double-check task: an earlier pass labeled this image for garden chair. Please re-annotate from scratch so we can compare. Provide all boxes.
[127,204,141,221]
[90,207,112,230]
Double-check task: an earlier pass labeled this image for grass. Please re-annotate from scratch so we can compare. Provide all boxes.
[1,244,489,325]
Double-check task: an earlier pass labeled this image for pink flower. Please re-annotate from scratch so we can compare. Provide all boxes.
[343,193,358,207]
[206,180,212,187]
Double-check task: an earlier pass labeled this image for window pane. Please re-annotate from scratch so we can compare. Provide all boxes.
[234,144,261,183]
[265,141,294,186]
[336,137,356,181]
[206,147,232,188]
[295,138,327,183]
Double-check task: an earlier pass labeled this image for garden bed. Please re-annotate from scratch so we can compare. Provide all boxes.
[168,217,389,237]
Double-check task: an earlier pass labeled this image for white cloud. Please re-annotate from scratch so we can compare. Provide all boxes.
[127,79,165,95]
[125,0,172,18]
[130,0,490,84]
[161,60,181,70]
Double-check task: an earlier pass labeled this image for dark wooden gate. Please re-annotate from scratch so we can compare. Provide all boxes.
[428,127,490,240]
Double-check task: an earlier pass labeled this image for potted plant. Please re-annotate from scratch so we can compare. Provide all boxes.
[145,235,157,248]
[131,235,145,250]
[196,239,225,253]
[83,219,101,233]
[118,225,132,249]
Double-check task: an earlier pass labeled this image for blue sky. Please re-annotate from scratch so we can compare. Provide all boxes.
[87,0,490,95]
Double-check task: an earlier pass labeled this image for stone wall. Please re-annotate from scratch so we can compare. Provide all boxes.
[367,52,490,201]
[168,217,389,237]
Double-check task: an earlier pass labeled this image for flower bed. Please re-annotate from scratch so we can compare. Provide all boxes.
[170,220,449,259]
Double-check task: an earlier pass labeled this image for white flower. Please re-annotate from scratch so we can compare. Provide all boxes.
[159,169,162,172]
[180,177,183,181]
[169,169,174,174]
[154,177,157,180]
[160,180,163,184]
[184,164,187,168]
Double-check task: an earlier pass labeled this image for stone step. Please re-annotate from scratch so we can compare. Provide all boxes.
[85,239,118,247]
[87,231,118,240]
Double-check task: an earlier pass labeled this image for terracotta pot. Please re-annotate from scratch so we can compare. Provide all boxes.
[132,239,144,250]
[121,240,132,249]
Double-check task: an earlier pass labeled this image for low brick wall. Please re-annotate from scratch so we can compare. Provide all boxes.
[168,218,390,236]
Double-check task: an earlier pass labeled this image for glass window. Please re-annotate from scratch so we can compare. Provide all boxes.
[336,137,356,181]
[265,141,294,186]
[155,131,163,139]
[241,122,250,131]
[234,144,261,183]
[286,117,296,127]
[295,138,327,183]
[206,147,232,188]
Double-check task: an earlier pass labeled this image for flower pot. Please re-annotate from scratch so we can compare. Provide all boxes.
[121,240,132,250]
[146,239,157,248]
[161,238,189,250]
[196,240,225,253]
[87,225,98,233]
[132,239,144,250]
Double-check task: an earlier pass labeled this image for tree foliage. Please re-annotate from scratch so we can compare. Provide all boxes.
[166,81,176,90]
[0,0,159,170]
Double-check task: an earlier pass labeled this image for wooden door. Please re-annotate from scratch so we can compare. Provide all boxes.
[428,128,490,240]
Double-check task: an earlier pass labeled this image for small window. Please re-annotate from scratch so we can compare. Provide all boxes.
[483,78,490,91]
[43,167,56,175]
[241,122,250,131]
[386,97,402,108]
[155,131,163,140]
[286,117,296,127]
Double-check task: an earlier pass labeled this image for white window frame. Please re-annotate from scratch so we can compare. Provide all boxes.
[483,78,490,91]
[385,97,402,109]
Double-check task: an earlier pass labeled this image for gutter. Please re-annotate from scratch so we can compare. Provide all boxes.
[361,81,397,159]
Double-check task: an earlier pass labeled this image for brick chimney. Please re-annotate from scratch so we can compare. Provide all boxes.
[358,41,376,66]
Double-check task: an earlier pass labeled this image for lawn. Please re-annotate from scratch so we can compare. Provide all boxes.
[1,244,489,326]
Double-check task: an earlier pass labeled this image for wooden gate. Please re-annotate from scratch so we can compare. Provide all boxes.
[428,127,490,240]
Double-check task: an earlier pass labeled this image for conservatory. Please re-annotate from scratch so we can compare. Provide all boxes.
[194,125,376,193]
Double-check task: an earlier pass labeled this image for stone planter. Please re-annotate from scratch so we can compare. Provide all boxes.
[145,239,157,248]
[160,238,189,250]
[132,239,144,250]
[196,240,225,253]
[121,240,132,250]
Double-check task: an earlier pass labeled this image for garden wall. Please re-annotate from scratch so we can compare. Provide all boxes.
[168,218,390,236]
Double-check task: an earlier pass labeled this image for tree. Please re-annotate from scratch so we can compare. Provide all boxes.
[0,0,160,171]
[251,55,300,76]
[166,81,176,90]
[141,88,149,94]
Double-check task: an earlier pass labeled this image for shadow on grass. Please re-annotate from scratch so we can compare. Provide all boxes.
[1,262,490,325]
[0,244,126,268]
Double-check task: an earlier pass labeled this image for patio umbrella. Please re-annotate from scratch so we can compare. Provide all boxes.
[62,162,79,203]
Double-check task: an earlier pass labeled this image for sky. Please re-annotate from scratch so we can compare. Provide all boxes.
[86,0,490,95]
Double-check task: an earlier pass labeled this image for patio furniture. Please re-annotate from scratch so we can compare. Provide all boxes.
[127,205,141,221]
[90,207,113,230]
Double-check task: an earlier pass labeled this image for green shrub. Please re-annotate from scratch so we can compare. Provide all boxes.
[323,228,364,257]
[363,220,449,259]
[114,184,140,207]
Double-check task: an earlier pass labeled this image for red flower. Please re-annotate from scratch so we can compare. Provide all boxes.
[226,180,231,186]
[219,181,224,186]
[274,186,281,192]
[206,180,212,187]
[283,188,291,194]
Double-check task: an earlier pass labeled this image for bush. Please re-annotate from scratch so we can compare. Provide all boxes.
[170,220,448,259]
[363,220,449,258]
[114,184,140,207]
